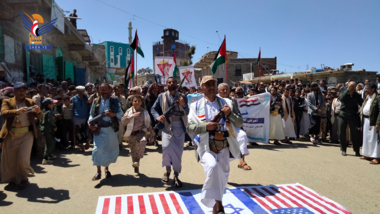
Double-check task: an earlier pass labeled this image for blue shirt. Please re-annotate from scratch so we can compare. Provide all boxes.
[72,94,89,119]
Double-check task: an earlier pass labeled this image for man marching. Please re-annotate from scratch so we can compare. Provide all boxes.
[88,83,122,181]
[151,77,189,187]
[359,83,380,164]
[187,76,242,214]
[1,82,42,190]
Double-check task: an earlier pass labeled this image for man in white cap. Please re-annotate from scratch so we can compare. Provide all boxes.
[72,85,90,153]
[151,77,189,187]
[217,83,251,170]
[187,76,242,214]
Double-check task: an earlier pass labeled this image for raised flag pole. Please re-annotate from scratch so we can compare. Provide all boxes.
[225,35,228,83]
[135,49,137,86]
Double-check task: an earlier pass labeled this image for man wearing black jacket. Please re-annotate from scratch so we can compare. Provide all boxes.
[293,89,304,139]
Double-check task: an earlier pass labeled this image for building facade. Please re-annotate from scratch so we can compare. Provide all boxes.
[0,0,105,85]
[194,51,277,85]
[152,29,190,67]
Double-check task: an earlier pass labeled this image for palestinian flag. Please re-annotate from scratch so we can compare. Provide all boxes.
[257,48,261,66]
[131,30,144,58]
[210,37,226,74]
[173,51,178,78]
[125,54,134,90]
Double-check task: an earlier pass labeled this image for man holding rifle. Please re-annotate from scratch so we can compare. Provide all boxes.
[187,76,242,214]
[151,77,189,188]
[88,83,122,181]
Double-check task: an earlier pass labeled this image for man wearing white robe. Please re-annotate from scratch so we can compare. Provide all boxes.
[282,89,296,143]
[359,83,380,164]
[151,77,189,187]
[187,76,242,214]
[217,83,251,170]
[270,87,285,145]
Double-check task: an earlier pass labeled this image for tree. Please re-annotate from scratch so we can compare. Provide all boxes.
[181,61,189,66]
[186,46,196,65]
[137,67,153,75]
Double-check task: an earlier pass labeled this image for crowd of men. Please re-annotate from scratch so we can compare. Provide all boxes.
[0,75,379,214]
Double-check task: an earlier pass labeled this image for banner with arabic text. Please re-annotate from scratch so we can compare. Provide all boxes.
[235,92,270,143]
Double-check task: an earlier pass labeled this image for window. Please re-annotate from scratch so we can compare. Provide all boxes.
[110,46,114,53]
[165,31,169,36]
[110,57,114,64]
[142,81,144,84]
[127,49,130,55]
[176,32,178,37]
[235,65,242,76]
[172,31,174,36]
[187,46,189,51]
[180,52,182,57]
[119,47,122,54]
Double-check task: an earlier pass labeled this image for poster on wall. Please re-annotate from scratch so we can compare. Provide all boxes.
[154,57,175,85]
[235,92,270,143]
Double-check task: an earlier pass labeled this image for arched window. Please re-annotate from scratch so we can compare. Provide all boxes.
[119,47,122,54]
[127,49,130,55]
[110,46,114,53]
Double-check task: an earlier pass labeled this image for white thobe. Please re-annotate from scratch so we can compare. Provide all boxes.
[362,97,380,158]
[270,96,285,140]
[282,98,296,138]
[200,99,231,208]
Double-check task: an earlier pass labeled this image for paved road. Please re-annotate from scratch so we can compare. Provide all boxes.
[0,141,379,213]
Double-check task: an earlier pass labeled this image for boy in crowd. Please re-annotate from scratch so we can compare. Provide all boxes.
[41,98,58,165]
[62,95,74,149]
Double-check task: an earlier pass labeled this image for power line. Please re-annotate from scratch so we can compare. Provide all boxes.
[97,0,305,70]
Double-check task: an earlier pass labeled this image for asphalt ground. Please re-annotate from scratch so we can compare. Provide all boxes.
[0,140,379,214]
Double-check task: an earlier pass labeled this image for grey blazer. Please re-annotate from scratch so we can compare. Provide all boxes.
[307,91,324,114]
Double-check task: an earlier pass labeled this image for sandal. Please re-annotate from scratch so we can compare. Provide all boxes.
[18,179,29,190]
[173,176,183,188]
[92,173,101,181]
[238,161,252,170]
[162,172,170,183]
[4,181,18,191]
[360,156,372,160]
[370,159,379,164]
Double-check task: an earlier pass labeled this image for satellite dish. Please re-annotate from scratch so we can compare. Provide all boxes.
[171,44,176,50]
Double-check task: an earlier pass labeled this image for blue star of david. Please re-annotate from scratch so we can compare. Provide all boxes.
[224,204,244,214]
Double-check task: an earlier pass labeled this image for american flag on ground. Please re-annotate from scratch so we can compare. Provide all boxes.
[95,183,352,214]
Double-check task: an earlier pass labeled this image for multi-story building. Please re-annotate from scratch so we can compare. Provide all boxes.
[0,0,104,85]
[99,41,134,68]
[96,40,134,84]
[152,28,191,67]
[194,51,277,85]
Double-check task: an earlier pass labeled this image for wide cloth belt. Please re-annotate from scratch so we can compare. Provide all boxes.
[209,139,228,154]
[10,126,30,138]
[171,117,181,121]
[363,115,369,118]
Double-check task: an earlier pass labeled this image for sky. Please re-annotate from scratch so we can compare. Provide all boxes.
[56,0,380,74]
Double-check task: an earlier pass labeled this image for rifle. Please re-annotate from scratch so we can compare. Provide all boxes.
[155,77,186,129]
[88,97,120,135]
